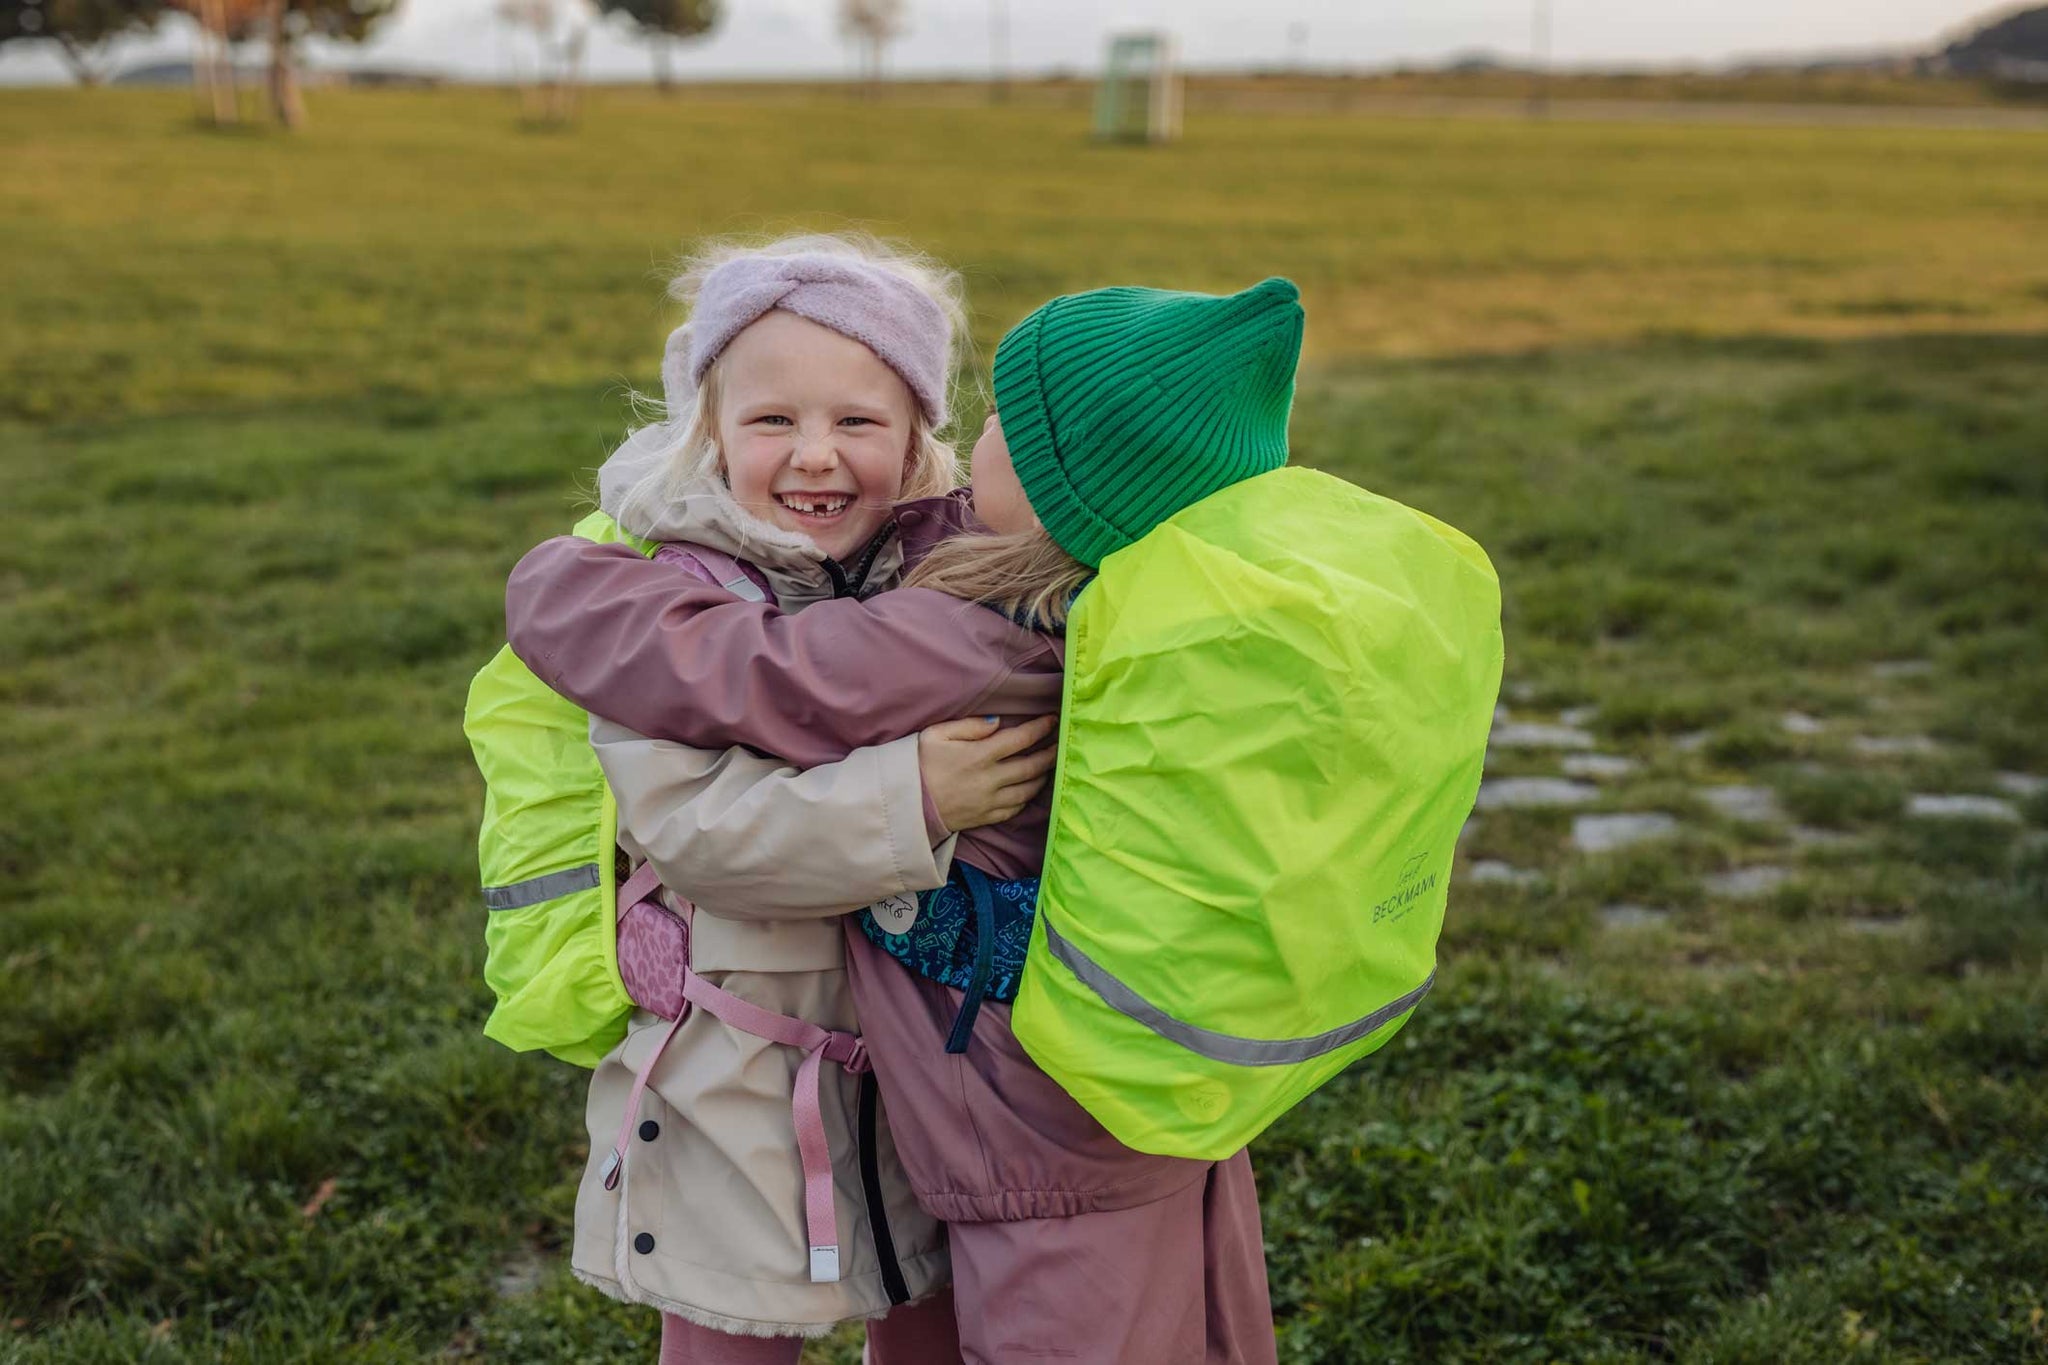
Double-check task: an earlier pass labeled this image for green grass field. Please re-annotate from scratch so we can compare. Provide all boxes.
[3,88,2046,1363]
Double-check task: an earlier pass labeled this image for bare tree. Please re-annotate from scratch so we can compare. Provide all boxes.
[498,0,589,125]
[839,0,904,98]
[169,0,395,129]
[167,0,264,124]
[595,0,718,93]
[0,0,165,86]
[266,0,398,129]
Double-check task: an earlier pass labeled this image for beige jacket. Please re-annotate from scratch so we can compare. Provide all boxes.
[566,450,955,1337]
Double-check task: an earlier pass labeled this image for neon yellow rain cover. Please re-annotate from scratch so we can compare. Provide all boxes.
[1013,467,1503,1157]
[463,511,653,1068]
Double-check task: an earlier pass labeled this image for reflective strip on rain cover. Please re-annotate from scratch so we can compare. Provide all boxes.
[1012,467,1503,1159]
[483,864,602,912]
[1041,918,1439,1068]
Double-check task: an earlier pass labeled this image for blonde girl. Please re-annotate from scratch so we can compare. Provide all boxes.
[533,234,1057,1364]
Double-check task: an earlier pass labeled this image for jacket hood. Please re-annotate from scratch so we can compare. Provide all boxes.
[893,489,982,571]
[595,425,907,610]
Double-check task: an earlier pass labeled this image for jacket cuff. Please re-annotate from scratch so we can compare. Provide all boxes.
[918,774,951,845]
[876,735,952,892]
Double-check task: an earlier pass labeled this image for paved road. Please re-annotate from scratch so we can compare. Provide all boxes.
[1186,91,2048,132]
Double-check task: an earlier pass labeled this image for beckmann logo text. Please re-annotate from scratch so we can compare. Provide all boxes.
[1371,851,1439,926]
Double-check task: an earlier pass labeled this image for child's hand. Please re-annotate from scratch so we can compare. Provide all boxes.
[919,715,1058,834]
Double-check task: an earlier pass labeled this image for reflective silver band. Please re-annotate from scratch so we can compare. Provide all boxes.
[483,862,601,911]
[1041,918,1435,1068]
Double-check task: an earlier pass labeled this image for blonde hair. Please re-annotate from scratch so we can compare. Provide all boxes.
[616,233,967,535]
[905,526,1092,629]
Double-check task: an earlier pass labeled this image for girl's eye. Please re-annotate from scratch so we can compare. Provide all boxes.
[755,415,793,426]
[839,416,875,428]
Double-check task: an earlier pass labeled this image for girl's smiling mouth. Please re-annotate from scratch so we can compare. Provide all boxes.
[773,491,856,521]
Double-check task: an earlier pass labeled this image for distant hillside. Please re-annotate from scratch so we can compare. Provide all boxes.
[1942,4,2048,80]
[113,62,444,89]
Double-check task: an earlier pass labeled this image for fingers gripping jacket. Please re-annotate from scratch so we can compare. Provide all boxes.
[602,864,871,1283]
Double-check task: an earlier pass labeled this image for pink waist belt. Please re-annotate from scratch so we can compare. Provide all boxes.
[599,862,869,1284]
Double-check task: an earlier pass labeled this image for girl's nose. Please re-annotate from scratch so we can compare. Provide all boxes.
[790,431,841,473]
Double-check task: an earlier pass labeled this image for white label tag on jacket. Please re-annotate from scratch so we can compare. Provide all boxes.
[869,891,919,936]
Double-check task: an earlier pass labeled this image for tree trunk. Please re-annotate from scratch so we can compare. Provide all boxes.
[565,27,586,121]
[989,0,1008,104]
[199,0,238,125]
[54,34,106,86]
[186,29,209,117]
[653,34,673,93]
[267,0,306,130]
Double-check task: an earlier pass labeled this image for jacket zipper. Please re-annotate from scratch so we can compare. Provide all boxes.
[858,1072,911,1304]
[833,519,909,1300]
[823,523,899,600]
[819,517,917,1301]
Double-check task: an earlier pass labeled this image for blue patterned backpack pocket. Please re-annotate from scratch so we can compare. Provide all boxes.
[858,864,1039,1053]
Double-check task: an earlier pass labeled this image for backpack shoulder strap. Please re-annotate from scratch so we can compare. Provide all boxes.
[604,856,869,1283]
[652,542,772,602]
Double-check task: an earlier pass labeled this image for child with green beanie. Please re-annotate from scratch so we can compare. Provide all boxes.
[900,276,1302,625]
[507,277,1305,1362]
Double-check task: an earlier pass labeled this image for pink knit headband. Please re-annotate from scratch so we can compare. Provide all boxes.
[662,251,953,427]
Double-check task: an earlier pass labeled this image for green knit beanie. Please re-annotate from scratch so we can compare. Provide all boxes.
[991,277,1304,567]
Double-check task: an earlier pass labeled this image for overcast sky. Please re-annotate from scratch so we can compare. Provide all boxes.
[0,0,2010,86]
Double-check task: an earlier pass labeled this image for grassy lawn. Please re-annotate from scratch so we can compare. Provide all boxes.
[3,88,2045,1362]
[8,88,2048,422]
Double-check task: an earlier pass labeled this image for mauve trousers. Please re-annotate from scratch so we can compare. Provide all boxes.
[657,1286,961,1365]
[839,929,1280,1364]
[944,1149,1277,1365]
[656,1152,1274,1365]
